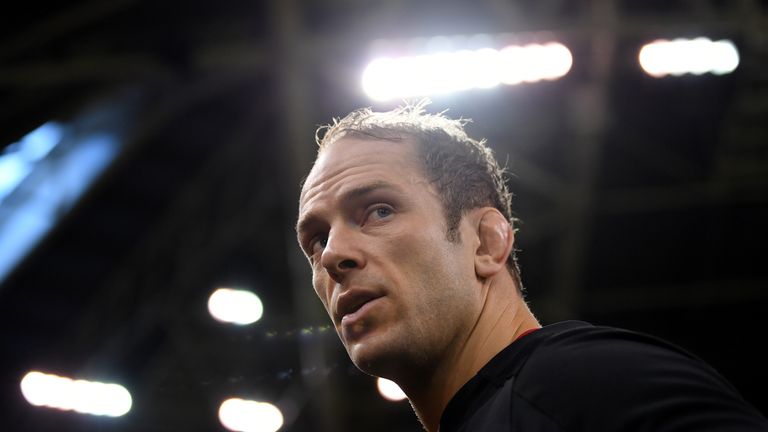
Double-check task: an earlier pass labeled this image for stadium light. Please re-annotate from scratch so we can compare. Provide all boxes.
[20,371,132,417]
[376,377,407,402]
[0,122,121,286]
[218,398,284,432]
[362,42,572,101]
[639,38,739,77]
[208,288,264,325]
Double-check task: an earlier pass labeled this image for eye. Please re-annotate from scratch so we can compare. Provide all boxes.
[368,205,394,222]
[310,235,328,256]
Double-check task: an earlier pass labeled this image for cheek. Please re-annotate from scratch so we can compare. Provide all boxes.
[311,271,330,309]
[386,231,457,286]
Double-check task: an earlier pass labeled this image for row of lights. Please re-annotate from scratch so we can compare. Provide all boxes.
[20,287,408,431]
[362,37,740,100]
[20,371,404,432]
[20,371,132,417]
[363,42,573,100]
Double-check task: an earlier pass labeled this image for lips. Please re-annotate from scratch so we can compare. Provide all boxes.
[334,289,383,324]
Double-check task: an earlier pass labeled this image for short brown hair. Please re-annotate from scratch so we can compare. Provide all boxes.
[315,101,523,291]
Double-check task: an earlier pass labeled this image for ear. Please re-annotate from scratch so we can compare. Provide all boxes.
[474,209,515,278]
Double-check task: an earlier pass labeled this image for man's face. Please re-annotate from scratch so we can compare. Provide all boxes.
[297,136,481,379]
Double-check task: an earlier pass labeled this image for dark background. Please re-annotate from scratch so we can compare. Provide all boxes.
[1,1,767,431]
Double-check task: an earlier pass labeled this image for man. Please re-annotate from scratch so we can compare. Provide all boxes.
[296,102,768,431]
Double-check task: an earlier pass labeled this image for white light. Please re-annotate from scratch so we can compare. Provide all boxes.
[376,377,407,402]
[538,43,574,80]
[219,398,284,432]
[20,371,132,417]
[208,288,264,325]
[474,48,502,88]
[639,38,739,78]
[362,41,572,101]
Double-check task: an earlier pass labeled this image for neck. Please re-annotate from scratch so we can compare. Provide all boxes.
[401,276,540,432]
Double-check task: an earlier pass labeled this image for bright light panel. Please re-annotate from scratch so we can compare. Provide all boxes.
[219,398,283,432]
[20,371,132,417]
[208,288,263,325]
[376,377,407,402]
[362,42,572,101]
[0,122,120,286]
[639,38,739,77]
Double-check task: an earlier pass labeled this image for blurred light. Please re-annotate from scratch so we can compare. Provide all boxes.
[0,122,120,285]
[0,155,31,197]
[20,371,132,417]
[208,288,264,325]
[20,122,64,160]
[0,122,64,202]
[376,377,407,402]
[362,42,572,100]
[219,398,283,432]
[639,38,739,77]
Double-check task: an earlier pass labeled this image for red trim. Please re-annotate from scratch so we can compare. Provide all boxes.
[515,327,541,342]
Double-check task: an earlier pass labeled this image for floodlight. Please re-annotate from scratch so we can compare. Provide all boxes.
[208,288,264,325]
[362,42,572,101]
[639,38,739,77]
[219,398,283,432]
[376,377,407,402]
[20,371,132,417]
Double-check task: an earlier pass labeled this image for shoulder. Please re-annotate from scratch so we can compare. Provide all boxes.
[511,323,768,431]
[521,324,713,385]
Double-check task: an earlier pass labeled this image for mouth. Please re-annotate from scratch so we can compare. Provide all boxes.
[338,295,384,344]
[334,290,383,324]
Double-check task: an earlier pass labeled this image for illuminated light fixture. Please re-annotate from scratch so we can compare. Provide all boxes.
[376,377,407,402]
[219,398,284,432]
[20,371,132,417]
[208,288,264,325]
[639,38,739,77]
[362,42,572,101]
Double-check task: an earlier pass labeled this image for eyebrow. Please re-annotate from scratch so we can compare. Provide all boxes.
[341,181,399,202]
[296,181,400,235]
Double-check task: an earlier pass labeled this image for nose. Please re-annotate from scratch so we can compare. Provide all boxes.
[320,226,364,282]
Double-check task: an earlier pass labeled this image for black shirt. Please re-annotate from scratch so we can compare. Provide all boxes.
[439,321,768,431]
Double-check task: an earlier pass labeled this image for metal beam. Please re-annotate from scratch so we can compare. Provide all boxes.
[268,0,340,430]
[543,0,617,321]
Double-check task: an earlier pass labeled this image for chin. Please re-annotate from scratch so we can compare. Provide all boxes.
[346,335,406,379]
[347,343,384,376]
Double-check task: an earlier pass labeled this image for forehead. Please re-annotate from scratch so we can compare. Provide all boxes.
[299,137,431,220]
[300,136,425,203]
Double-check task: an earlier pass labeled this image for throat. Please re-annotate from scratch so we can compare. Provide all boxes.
[401,283,538,432]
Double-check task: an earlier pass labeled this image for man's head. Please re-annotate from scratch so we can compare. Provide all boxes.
[315,102,522,288]
[296,102,521,380]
